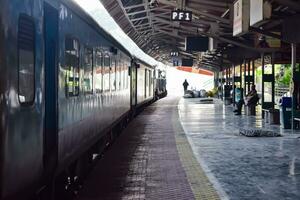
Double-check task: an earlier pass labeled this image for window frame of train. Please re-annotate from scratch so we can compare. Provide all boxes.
[65,36,80,97]
[111,57,116,91]
[95,49,103,94]
[83,46,93,95]
[18,14,36,106]
[103,53,111,92]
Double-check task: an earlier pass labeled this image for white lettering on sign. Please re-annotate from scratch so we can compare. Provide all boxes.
[172,12,178,20]
[185,13,191,21]
[171,10,192,22]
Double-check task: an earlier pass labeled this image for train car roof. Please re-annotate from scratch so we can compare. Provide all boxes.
[133,57,155,69]
[61,0,132,58]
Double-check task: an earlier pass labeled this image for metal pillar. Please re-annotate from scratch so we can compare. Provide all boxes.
[240,63,243,97]
[248,60,251,92]
[292,43,297,129]
[244,60,247,94]
[232,63,236,105]
[261,53,265,117]
[271,52,275,105]
[261,53,275,113]
[252,60,255,85]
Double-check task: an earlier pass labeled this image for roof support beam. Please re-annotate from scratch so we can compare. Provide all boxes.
[272,0,300,12]
[124,3,147,10]
[157,29,185,40]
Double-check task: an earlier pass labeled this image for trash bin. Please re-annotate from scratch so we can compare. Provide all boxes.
[279,97,292,129]
[223,85,232,105]
[269,108,280,125]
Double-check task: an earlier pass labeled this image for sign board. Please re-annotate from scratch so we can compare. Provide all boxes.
[170,52,179,57]
[250,0,272,27]
[171,10,192,22]
[181,58,193,67]
[282,14,300,43]
[233,0,250,36]
[185,36,209,52]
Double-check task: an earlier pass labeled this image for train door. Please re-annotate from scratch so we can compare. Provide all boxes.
[43,3,58,176]
[131,61,137,107]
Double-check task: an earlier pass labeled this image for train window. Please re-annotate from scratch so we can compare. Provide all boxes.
[65,37,80,97]
[95,50,102,93]
[125,63,129,89]
[83,47,93,94]
[18,15,35,105]
[121,62,125,90]
[103,54,110,91]
[111,59,116,91]
[116,60,121,91]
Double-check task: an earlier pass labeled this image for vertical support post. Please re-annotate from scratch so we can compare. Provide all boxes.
[226,68,229,85]
[221,68,224,100]
[244,59,247,94]
[228,67,232,86]
[248,60,251,91]
[252,60,255,85]
[292,43,297,129]
[240,63,243,97]
[233,63,236,105]
[262,53,265,110]
[271,52,275,106]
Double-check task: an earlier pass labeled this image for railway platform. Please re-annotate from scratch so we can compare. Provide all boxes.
[77,96,300,200]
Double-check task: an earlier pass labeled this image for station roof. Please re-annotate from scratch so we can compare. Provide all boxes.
[100,0,300,71]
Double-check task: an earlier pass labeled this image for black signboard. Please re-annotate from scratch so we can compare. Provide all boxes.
[185,36,209,51]
[182,58,193,66]
[171,10,192,22]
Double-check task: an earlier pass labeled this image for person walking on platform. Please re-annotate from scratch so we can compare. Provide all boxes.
[183,79,189,94]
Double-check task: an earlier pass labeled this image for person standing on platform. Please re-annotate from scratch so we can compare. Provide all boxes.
[234,85,258,115]
[233,87,243,115]
[183,79,189,94]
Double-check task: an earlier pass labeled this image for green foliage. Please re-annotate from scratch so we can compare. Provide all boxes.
[256,67,262,77]
[276,65,291,86]
[207,91,214,97]
[207,87,218,97]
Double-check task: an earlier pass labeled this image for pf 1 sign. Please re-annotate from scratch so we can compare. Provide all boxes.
[171,10,192,22]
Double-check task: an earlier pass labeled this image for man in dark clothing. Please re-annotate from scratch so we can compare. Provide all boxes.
[183,79,189,94]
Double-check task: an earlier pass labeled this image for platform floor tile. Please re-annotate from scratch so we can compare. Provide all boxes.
[77,96,219,200]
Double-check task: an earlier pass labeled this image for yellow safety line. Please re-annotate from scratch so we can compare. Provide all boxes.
[172,105,220,200]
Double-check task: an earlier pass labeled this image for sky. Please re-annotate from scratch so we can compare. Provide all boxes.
[73,0,164,68]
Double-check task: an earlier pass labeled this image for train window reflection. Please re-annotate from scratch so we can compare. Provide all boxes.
[84,47,93,94]
[18,15,35,105]
[65,37,80,97]
[111,59,116,91]
[103,54,110,91]
[95,50,102,93]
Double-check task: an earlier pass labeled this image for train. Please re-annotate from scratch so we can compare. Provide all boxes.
[0,0,167,199]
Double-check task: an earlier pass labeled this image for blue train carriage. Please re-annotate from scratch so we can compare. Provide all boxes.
[0,0,45,199]
[0,0,136,199]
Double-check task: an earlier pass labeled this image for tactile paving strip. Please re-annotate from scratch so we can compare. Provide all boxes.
[77,96,220,200]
